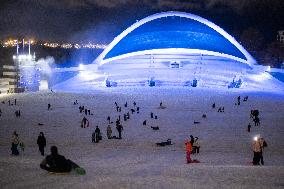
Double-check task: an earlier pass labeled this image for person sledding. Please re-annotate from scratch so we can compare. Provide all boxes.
[158,101,166,109]
[185,139,200,164]
[40,146,85,175]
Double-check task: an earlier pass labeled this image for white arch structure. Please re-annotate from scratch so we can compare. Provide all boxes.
[95,11,256,67]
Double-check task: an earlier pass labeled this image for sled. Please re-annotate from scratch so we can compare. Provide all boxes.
[187,159,200,164]
[48,167,86,175]
[75,167,86,175]
[48,171,70,175]
[158,105,166,109]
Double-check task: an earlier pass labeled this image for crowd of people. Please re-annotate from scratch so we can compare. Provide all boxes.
[1,92,270,177]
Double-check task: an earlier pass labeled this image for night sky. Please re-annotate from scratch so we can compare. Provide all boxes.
[0,0,283,44]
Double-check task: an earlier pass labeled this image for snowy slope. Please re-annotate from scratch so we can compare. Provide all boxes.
[0,88,284,189]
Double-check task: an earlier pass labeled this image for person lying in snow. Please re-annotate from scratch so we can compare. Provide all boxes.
[156,139,172,146]
[40,146,85,175]
[151,126,159,130]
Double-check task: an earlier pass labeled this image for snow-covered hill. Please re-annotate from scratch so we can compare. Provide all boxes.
[0,87,283,189]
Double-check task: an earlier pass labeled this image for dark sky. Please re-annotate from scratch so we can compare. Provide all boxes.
[0,0,283,44]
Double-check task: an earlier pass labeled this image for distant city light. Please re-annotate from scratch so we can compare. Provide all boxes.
[2,39,35,47]
[1,38,106,49]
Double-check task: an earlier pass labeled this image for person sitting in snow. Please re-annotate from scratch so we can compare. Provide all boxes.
[40,146,85,174]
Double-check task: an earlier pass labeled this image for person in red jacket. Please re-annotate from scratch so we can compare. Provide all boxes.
[185,139,200,164]
[185,140,193,163]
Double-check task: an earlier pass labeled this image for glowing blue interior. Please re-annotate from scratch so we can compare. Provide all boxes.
[104,16,246,60]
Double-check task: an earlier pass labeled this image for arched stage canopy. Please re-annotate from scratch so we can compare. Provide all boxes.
[95,11,256,67]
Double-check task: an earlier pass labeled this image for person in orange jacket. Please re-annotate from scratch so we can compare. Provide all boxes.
[185,139,200,164]
[185,140,193,163]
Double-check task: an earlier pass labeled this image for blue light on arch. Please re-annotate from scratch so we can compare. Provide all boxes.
[104,16,246,60]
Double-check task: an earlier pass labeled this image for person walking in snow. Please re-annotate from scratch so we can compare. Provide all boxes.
[185,139,192,163]
[254,117,260,126]
[116,124,123,139]
[247,123,251,132]
[107,125,112,139]
[237,96,241,105]
[11,131,20,155]
[252,137,262,165]
[48,103,51,110]
[259,137,267,165]
[185,139,200,164]
[37,132,46,156]
[190,135,194,146]
[94,126,101,143]
[192,137,200,154]
[81,117,89,128]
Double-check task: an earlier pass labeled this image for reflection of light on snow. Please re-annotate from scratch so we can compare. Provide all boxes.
[79,71,101,81]
[267,66,270,72]
[253,73,269,82]
[79,64,84,70]
[39,80,49,90]
[18,54,33,60]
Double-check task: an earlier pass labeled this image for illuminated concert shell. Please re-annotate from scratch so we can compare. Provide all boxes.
[95,11,256,67]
